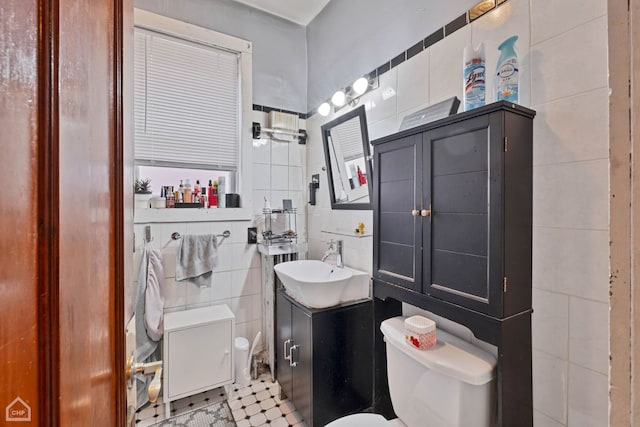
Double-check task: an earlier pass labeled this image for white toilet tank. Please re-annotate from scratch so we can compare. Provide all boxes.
[380,317,497,427]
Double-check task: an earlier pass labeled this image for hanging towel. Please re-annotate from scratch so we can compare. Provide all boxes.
[134,246,161,409]
[176,234,219,287]
[145,247,164,341]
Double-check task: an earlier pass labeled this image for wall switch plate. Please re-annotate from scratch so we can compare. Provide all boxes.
[247,227,257,244]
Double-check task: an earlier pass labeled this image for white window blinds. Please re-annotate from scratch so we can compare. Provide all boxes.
[331,118,364,161]
[134,28,240,171]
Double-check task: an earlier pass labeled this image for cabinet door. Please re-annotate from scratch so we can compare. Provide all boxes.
[291,305,312,426]
[276,291,292,397]
[166,320,232,399]
[373,134,423,291]
[424,113,503,316]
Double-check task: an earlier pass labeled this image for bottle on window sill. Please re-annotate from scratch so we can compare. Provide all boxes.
[207,180,214,207]
[183,178,192,203]
[211,180,218,208]
[194,180,201,200]
[166,193,175,208]
[201,187,208,208]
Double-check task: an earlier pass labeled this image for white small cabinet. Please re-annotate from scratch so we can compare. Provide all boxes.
[163,305,234,418]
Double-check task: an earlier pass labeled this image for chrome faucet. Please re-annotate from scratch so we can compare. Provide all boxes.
[321,239,343,268]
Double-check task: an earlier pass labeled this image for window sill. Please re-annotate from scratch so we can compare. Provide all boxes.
[134,207,253,224]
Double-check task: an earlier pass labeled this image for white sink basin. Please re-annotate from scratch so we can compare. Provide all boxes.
[274,260,370,309]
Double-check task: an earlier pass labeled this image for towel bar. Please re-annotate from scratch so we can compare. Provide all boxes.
[170,230,230,241]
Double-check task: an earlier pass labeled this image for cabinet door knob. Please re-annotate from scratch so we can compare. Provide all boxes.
[411,209,419,216]
[421,208,432,217]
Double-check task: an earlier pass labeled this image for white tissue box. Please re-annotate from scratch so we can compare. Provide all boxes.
[404,315,436,350]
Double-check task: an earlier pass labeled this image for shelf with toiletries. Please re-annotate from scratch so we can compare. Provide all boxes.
[261,208,298,246]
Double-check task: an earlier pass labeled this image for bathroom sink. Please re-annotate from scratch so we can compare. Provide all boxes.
[274,260,370,309]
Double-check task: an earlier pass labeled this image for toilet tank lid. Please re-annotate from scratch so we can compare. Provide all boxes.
[381,317,497,386]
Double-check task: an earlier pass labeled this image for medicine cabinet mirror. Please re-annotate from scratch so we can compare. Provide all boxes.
[321,105,373,210]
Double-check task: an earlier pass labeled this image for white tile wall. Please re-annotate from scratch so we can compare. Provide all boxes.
[530,16,608,106]
[533,350,568,424]
[532,88,609,166]
[534,410,566,427]
[532,228,609,303]
[134,219,263,347]
[133,111,308,353]
[568,297,609,375]
[533,160,608,230]
[365,68,398,124]
[428,25,470,105]
[306,0,610,425]
[530,0,607,45]
[567,364,608,426]
[532,289,568,360]
[396,51,430,116]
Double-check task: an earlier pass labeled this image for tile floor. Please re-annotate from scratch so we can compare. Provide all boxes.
[135,373,307,427]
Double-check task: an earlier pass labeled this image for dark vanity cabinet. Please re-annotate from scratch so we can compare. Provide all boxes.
[276,289,373,427]
[372,102,536,426]
[373,101,534,318]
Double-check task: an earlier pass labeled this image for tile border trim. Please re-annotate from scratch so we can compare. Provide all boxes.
[307,0,510,118]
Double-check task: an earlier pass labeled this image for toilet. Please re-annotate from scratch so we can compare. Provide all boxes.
[327,316,497,427]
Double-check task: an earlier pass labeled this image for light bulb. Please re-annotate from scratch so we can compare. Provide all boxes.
[318,102,331,116]
[331,90,346,107]
[352,77,369,95]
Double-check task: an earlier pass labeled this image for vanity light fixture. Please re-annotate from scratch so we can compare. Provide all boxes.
[331,90,346,107]
[352,77,369,95]
[314,74,379,117]
[318,102,331,116]
[469,0,496,21]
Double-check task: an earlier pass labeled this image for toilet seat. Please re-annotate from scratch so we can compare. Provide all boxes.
[325,413,390,427]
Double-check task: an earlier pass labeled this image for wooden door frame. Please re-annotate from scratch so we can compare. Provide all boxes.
[113,0,127,424]
[609,0,639,425]
[37,1,59,424]
[35,0,127,425]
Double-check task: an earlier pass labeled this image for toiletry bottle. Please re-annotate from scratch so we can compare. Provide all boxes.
[218,176,226,208]
[211,180,218,208]
[207,180,214,208]
[178,179,184,203]
[357,166,366,185]
[166,192,175,208]
[194,179,201,200]
[496,35,519,103]
[463,43,486,111]
[201,187,208,208]
[183,178,192,203]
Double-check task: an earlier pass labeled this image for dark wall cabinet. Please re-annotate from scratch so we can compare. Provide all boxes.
[276,289,372,427]
[371,102,536,426]
[373,102,534,318]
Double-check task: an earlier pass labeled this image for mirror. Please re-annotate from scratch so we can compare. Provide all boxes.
[321,105,373,210]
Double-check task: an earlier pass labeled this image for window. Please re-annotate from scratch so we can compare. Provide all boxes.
[133,9,252,203]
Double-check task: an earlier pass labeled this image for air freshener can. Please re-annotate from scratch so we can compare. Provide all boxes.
[463,43,486,111]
